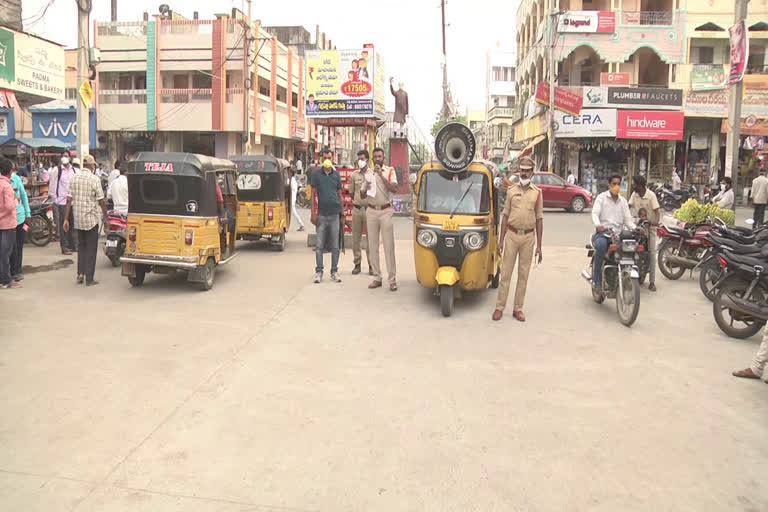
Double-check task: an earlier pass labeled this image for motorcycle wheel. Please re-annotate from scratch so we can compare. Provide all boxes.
[698,258,723,302]
[662,197,677,212]
[109,255,120,267]
[657,240,686,280]
[712,279,766,339]
[439,284,454,317]
[616,275,640,327]
[27,215,52,247]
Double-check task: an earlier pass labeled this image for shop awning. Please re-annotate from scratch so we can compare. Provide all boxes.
[2,137,69,149]
[521,134,546,155]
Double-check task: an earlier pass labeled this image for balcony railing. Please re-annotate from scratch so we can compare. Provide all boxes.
[160,20,214,35]
[96,21,147,37]
[99,89,147,104]
[621,11,673,26]
[488,106,516,119]
[225,88,243,104]
[160,88,212,103]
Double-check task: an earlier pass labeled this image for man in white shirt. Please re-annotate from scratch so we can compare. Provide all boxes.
[567,170,576,185]
[671,170,683,192]
[107,160,122,188]
[106,168,129,216]
[628,174,660,292]
[750,168,768,227]
[590,174,636,288]
[289,167,305,232]
[713,176,735,212]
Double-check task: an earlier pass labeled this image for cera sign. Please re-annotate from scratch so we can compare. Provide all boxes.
[554,109,617,138]
[31,109,97,147]
[557,11,616,33]
[617,110,684,140]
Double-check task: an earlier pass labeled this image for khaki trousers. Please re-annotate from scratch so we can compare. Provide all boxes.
[351,206,369,268]
[751,327,768,379]
[366,207,396,284]
[495,230,535,312]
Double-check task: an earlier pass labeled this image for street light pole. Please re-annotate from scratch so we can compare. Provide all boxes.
[547,10,557,174]
[724,0,749,194]
[75,0,91,159]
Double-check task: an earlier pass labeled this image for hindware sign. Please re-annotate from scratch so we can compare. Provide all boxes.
[617,110,684,140]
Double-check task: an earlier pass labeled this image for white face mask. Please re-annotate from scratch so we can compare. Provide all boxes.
[519,177,531,186]
[61,157,69,165]
[358,159,367,169]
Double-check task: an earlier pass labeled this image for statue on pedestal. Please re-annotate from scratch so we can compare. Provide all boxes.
[390,77,409,128]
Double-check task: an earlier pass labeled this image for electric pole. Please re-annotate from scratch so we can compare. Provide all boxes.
[547,9,557,174]
[111,0,117,22]
[440,0,452,120]
[724,0,749,199]
[76,0,91,159]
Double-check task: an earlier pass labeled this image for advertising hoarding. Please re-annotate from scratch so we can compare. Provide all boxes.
[305,48,380,118]
[617,110,684,140]
[557,11,616,33]
[0,27,64,101]
[554,109,617,138]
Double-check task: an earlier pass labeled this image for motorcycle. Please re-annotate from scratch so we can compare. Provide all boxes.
[712,250,768,339]
[26,198,54,247]
[656,221,712,280]
[103,210,127,267]
[582,228,643,327]
[659,184,697,212]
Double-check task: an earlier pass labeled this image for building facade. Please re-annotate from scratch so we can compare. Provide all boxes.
[512,0,768,195]
[485,49,516,163]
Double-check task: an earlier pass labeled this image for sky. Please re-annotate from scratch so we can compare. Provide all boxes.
[21,0,516,142]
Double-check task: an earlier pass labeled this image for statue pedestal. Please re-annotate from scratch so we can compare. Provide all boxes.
[389,138,410,195]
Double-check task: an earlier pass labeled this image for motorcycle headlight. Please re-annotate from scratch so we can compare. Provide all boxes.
[621,240,637,252]
[417,228,438,248]
[463,231,485,251]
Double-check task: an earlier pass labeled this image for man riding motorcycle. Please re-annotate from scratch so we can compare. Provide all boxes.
[590,174,636,288]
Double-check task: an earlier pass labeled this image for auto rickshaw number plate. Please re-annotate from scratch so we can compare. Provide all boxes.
[442,219,459,231]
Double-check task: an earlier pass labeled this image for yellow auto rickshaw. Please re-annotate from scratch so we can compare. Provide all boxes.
[229,155,291,251]
[120,152,239,291]
[412,123,501,316]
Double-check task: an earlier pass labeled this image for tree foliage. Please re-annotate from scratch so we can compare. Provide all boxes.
[431,106,467,137]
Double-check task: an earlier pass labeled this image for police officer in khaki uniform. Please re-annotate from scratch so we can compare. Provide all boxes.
[349,149,372,275]
[361,147,399,291]
[492,157,544,322]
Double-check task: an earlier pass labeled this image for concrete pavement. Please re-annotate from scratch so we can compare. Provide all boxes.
[1,217,767,511]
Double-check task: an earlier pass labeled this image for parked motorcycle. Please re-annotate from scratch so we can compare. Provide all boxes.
[582,228,643,327]
[103,210,127,267]
[712,250,768,339]
[659,184,697,212]
[656,221,712,280]
[26,198,54,247]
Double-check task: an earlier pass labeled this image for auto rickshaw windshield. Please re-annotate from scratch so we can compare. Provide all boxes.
[418,170,490,215]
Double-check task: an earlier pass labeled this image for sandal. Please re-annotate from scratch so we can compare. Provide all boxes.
[492,309,503,321]
[368,280,382,289]
[732,368,760,379]
[77,275,85,284]
[512,311,526,322]
[389,283,398,291]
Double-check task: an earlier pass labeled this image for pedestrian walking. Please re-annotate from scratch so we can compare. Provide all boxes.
[310,148,343,284]
[9,164,30,283]
[349,149,372,275]
[48,151,77,254]
[750,168,768,228]
[63,154,107,286]
[289,167,305,232]
[362,147,399,291]
[567,170,576,185]
[0,157,20,289]
[732,327,768,384]
[628,174,660,292]
[492,156,543,322]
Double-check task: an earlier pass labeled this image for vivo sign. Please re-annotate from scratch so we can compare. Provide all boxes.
[31,109,97,146]
[554,109,617,138]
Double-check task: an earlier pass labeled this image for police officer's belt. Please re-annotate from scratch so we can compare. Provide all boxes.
[508,224,534,235]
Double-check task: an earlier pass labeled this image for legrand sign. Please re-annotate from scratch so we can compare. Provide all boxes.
[554,109,617,138]
[31,109,97,147]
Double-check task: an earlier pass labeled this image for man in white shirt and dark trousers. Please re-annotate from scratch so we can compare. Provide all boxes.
[106,168,129,216]
[750,168,768,227]
[590,174,636,288]
[289,167,305,231]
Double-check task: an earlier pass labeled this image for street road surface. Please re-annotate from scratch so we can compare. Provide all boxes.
[1,211,766,511]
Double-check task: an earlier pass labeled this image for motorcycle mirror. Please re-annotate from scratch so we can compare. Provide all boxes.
[745,218,755,226]
[408,173,417,186]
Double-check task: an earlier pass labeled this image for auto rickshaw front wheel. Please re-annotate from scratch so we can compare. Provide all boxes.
[491,268,500,289]
[200,258,215,291]
[439,284,454,317]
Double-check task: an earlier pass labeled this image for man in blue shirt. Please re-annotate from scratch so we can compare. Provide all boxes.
[310,148,343,283]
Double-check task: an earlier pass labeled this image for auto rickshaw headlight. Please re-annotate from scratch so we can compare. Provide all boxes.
[416,228,438,248]
[463,231,485,251]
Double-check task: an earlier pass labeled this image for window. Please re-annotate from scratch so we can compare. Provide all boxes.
[65,88,78,100]
[140,177,177,205]
[258,76,271,97]
[192,72,212,89]
[691,46,714,65]
[492,66,502,81]
[292,92,298,108]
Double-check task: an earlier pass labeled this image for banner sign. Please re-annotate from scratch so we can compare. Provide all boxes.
[305,48,377,118]
[535,81,583,115]
[728,20,748,85]
[30,109,97,147]
[0,27,64,101]
[557,11,616,33]
[600,72,630,85]
[721,117,768,137]
[617,110,684,140]
[691,66,726,91]
[583,86,683,110]
[554,108,617,138]
[685,76,768,117]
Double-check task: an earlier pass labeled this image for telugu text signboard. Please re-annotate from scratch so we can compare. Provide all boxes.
[535,81,583,115]
[554,108,617,138]
[617,110,684,140]
[0,27,64,101]
[684,76,768,117]
[305,48,378,118]
[691,65,726,91]
[557,11,616,33]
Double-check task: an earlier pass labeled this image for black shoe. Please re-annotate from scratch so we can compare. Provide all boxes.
[649,283,657,292]
[86,280,99,287]
[352,265,361,275]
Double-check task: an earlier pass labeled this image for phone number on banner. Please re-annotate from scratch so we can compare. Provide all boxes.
[311,99,374,117]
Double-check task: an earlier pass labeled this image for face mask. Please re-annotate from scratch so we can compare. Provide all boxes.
[61,157,69,165]
[610,184,621,195]
[358,159,367,169]
[323,159,332,169]
[519,177,531,186]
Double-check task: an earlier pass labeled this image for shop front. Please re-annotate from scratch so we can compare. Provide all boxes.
[722,117,768,194]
